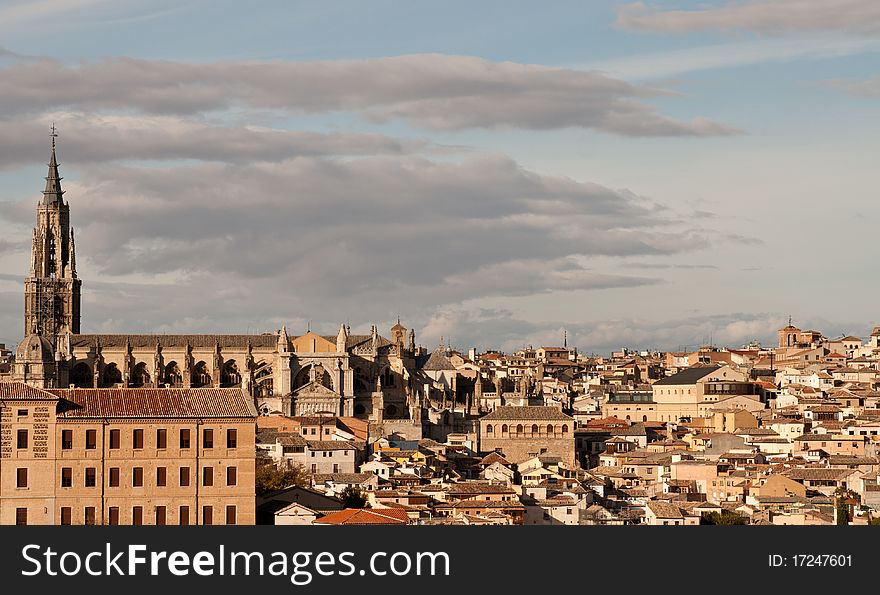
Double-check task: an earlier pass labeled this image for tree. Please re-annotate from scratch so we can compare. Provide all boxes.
[700,511,748,525]
[341,485,367,508]
[255,464,308,496]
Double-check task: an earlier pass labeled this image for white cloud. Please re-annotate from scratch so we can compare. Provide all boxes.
[0,54,738,136]
[617,1,880,36]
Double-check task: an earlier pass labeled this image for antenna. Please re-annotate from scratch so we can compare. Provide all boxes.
[50,122,58,147]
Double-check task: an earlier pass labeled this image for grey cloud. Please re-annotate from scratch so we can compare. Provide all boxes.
[0,114,440,168]
[0,54,737,136]
[419,309,799,355]
[617,1,880,36]
[824,76,880,96]
[2,153,711,332]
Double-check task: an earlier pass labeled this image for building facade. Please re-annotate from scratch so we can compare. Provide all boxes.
[0,382,257,525]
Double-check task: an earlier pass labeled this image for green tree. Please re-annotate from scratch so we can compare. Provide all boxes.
[700,511,748,525]
[341,485,367,508]
[255,464,308,496]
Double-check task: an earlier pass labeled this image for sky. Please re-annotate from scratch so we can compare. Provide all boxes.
[0,0,879,355]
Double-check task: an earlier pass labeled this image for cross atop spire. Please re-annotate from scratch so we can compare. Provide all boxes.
[42,125,64,205]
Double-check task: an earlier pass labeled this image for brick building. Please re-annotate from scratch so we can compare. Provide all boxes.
[480,406,575,465]
[0,382,257,525]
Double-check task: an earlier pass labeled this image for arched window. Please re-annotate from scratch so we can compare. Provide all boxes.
[71,362,92,388]
[165,361,182,387]
[132,362,150,387]
[501,424,508,435]
[382,367,395,387]
[561,425,568,434]
[547,424,554,435]
[222,360,241,387]
[531,424,539,435]
[103,363,122,387]
[642,415,648,422]
[192,361,211,387]
[516,424,524,435]
[486,424,494,434]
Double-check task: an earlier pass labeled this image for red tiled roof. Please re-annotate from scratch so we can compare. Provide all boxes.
[0,381,57,400]
[314,508,409,525]
[48,388,258,419]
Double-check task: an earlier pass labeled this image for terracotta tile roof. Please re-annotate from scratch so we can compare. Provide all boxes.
[71,333,277,349]
[48,387,258,418]
[482,405,573,422]
[0,381,57,400]
[647,500,684,518]
[313,508,409,525]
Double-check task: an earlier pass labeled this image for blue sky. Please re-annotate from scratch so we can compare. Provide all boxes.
[1,0,879,353]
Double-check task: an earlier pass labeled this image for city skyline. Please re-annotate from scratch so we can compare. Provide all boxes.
[1,0,879,354]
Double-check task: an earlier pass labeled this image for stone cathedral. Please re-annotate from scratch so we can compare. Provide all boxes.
[11,140,425,423]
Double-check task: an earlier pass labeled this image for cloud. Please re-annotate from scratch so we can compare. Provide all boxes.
[824,75,880,96]
[1,153,716,332]
[585,35,880,80]
[0,54,737,136]
[0,113,443,168]
[617,1,880,36]
[418,308,805,355]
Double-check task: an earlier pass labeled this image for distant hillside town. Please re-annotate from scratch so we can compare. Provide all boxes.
[3,141,879,526]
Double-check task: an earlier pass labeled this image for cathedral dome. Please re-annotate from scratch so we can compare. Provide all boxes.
[15,333,55,363]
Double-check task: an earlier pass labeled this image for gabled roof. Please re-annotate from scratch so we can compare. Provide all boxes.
[313,508,408,525]
[422,348,456,371]
[653,365,721,386]
[0,381,58,401]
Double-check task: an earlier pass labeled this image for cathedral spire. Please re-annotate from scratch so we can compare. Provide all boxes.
[42,125,65,206]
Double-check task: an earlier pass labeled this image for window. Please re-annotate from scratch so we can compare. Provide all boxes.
[109,467,120,487]
[60,507,72,525]
[333,464,339,473]
[17,429,27,449]
[227,429,237,449]
[61,467,72,487]
[203,428,214,449]
[227,466,237,486]
[132,506,143,526]
[179,429,191,449]
[109,429,120,450]
[16,508,27,526]
[17,468,27,488]
[203,467,213,487]
[133,467,144,487]
[133,429,144,449]
[226,506,236,525]
[156,467,166,487]
[179,466,190,487]
[84,507,96,526]
[17,409,28,417]
[155,506,166,526]
[203,506,213,525]
[179,506,190,526]
[85,467,96,487]
[486,424,494,434]
[85,429,97,450]
[156,429,167,449]
[108,507,119,526]
[62,429,73,450]
[311,464,317,473]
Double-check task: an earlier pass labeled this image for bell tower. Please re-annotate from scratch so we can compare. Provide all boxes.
[23,128,81,339]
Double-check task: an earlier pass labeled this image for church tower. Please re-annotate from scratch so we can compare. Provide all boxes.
[23,131,81,339]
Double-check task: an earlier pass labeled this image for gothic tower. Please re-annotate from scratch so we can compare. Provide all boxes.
[23,133,81,339]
